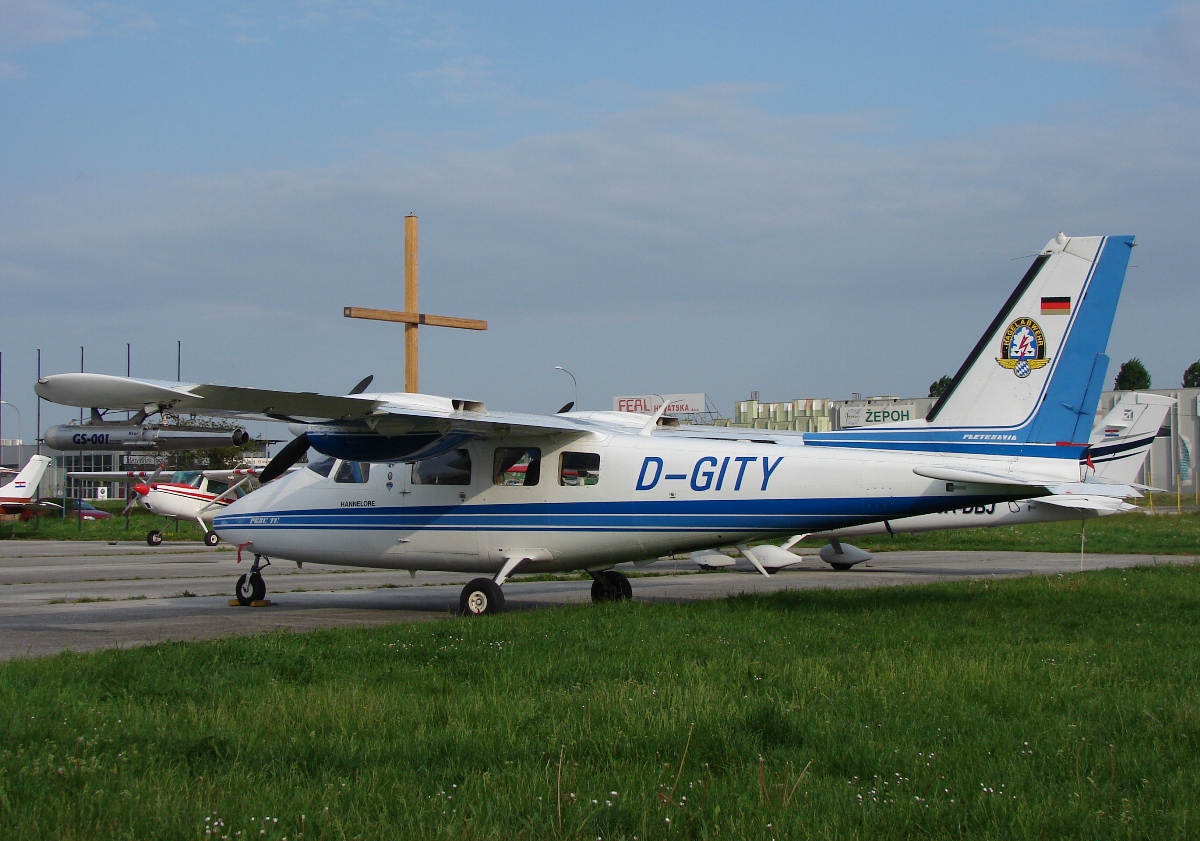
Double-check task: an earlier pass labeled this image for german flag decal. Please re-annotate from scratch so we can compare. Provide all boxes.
[1041,296,1071,315]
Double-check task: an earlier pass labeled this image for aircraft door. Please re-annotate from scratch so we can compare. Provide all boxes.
[391,448,481,560]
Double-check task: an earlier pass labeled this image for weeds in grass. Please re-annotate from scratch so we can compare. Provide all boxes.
[1,563,1199,838]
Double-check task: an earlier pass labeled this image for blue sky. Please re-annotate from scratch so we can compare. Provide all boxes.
[2,1,1198,437]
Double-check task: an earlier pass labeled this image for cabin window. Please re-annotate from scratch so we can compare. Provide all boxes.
[306,456,336,478]
[334,461,371,484]
[207,479,230,496]
[493,447,541,486]
[411,449,472,485]
[559,452,600,486]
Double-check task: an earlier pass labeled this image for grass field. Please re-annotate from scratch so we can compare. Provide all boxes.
[1,562,1198,839]
[1,501,208,542]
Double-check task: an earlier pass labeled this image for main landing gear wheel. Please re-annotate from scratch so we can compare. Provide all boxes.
[203,531,220,547]
[829,562,855,571]
[236,571,266,606]
[146,530,162,547]
[590,570,632,603]
[460,578,505,616]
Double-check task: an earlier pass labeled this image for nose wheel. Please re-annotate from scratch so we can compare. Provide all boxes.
[235,554,271,606]
[589,570,632,603]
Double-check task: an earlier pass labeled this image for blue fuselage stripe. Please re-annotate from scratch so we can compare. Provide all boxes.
[214,494,1018,534]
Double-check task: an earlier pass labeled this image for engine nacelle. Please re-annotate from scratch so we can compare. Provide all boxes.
[690,548,736,569]
[818,541,872,569]
[746,544,805,571]
[44,424,251,451]
[304,430,476,462]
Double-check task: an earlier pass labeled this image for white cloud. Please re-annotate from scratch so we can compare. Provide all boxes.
[0,0,90,44]
[1000,1,1200,100]
[0,0,152,45]
[2,88,1197,410]
[406,55,507,105]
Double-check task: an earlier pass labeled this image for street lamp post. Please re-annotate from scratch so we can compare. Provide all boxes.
[554,366,578,410]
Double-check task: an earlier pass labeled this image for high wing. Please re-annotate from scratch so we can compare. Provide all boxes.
[65,469,166,483]
[36,373,589,438]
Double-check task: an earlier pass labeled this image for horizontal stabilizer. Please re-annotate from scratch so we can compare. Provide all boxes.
[912,465,1061,488]
[1034,495,1128,513]
[1046,481,1141,499]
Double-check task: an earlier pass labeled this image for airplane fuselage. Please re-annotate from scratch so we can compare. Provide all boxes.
[214,430,1077,574]
[139,483,234,524]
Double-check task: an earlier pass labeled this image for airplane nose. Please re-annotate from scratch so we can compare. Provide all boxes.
[133,484,150,496]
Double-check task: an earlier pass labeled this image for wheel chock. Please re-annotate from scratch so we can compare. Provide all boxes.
[227,599,273,607]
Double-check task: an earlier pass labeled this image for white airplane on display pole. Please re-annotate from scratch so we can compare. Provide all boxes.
[692,390,1174,572]
[37,233,1135,613]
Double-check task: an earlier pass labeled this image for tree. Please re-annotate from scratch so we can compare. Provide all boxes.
[928,375,953,399]
[1184,360,1200,388]
[1113,358,1151,390]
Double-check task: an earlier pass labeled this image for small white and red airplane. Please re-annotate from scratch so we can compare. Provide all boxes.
[67,465,269,545]
[0,455,53,517]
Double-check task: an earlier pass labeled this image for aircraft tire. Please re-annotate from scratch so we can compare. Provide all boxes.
[590,570,632,603]
[146,530,163,547]
[460,578,504,616]
[829,562,855,571]
[604,570,633,601]
[203,531,220,547]
[236,572,266,606]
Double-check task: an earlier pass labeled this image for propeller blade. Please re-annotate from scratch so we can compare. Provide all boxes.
[349,375,374,395]
[121,493,139,516]
[260,433,309,483]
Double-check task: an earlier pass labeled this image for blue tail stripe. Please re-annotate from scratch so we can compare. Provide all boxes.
[1026,236,1133,443]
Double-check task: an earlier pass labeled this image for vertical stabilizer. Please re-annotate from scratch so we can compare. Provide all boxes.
[1086,392,1175,484]
[0,455,51,502]
[925,234,1134,441]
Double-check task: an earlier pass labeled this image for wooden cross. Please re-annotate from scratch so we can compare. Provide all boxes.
[344,214,487,393]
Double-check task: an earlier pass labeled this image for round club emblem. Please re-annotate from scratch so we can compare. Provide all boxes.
[996,317,1050,377]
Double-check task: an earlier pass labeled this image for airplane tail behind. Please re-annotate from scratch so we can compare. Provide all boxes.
[1,455,51,501]
[1086,392,1175,484]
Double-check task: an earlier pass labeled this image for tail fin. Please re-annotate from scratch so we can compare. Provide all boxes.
[924,234,1134,441]
[1,455,51,501]
[804,234,1134,457]
[1085,392,1174,484]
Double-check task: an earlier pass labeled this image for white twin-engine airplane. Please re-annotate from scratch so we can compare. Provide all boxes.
[36,233,1135,613]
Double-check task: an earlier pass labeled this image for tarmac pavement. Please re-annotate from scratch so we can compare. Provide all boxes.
[0,539,1194,660]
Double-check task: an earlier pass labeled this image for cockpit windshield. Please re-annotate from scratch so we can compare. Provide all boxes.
[306,457,336,478]
[172,471,203,487]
